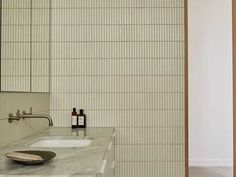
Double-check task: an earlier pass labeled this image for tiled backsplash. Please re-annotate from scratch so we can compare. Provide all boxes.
[50,0,185,177]
[0,92,49,147]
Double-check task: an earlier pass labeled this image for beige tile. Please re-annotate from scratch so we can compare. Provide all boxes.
[50,92,184,110]
[116,144,184,161]
[52,25,184,42]
[52,9,184,25]
[51,59,184,76]
[116,162,185,177]
[52,0,184,8]
[115,127,184,145]
[32,0,50,8]
[51,76,184,93]
[2,0,30,8]
[32,9,50,25]
[51,42,184,59]
[50,1,185,177]
[2,9,31,25]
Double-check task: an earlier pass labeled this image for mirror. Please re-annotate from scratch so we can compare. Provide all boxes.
[0,0,50,92]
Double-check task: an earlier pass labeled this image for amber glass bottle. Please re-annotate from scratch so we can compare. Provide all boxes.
[71,108,78,129]
[77,109,86,128]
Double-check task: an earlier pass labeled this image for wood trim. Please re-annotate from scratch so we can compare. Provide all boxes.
[184,0,189,177]
[233,0,236,176]
[0,0,2,92]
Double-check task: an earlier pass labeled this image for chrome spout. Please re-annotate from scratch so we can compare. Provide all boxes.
[8,108,53,127]
[21,107,53,126]
[20,114,53,126]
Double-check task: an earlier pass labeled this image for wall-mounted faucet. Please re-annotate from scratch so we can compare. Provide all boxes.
[8,108,53,127]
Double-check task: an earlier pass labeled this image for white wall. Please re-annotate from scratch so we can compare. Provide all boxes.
[189,0,233,166]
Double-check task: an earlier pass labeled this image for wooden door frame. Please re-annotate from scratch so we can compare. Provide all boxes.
[233,0,236,177]
[184,0,189,177]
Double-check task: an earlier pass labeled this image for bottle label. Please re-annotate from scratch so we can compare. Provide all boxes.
[78,116,84,125]
[72,116,77,126]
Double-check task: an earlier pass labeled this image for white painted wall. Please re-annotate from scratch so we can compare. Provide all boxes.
[189,0,233,166]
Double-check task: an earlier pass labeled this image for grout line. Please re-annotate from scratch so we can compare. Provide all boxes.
[49,0,52,93]
[2,7,185,9]
[1,24,185,26]
[1,41,185,43]
[29,0,32,92]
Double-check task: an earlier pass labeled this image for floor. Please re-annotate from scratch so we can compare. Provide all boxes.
[189,167,233,177]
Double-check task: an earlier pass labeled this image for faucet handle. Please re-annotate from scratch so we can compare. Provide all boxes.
[22,107,33,115]
[16,110,20,116]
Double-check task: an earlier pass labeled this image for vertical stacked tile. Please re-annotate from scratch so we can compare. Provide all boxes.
[50,0,185,177]
[1,0,31,91]
[31,0,50,92]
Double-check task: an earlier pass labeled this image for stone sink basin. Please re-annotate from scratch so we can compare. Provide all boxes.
[28,137,92,148]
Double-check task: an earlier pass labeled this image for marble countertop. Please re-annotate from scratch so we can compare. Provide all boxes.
[0,128,115,177]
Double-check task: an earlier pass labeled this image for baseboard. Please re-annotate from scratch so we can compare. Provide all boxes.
[190,159,233,166]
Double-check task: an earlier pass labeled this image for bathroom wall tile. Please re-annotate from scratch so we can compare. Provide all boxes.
[115,127,184,145]
[116,144,184,161]
[32,76,49,92]
[1,59,30,76]
[1,1,31,92]
[114,110,185,128]
[32,0,50,8]
[32,26,50,42]
[31,0,50,93]
[1,43,30,59]
[51,9,184,25]
[32,59,49,76]
[1,9,31,25]
[50,110,184,129]
[50,0,185,176]
[51,76,184,93]
[51,59,184,76]
[51,25,184,42]
[50,93,184,110]
[116,162,185,177]
[2,26,31,42]
[52,0,184,8]
[1,76,30,92]
[2,0,30,8]
[32,9,50,25]
[51,42,184,59]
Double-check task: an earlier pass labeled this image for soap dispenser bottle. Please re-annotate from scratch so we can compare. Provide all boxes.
[71,108,78,129]
[77,109,86,128]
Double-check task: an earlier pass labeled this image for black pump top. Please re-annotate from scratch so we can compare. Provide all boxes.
[79,109,84,114]
[73,108,76,112]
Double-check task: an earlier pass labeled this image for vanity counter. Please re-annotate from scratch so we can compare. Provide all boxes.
[0,128,115,177]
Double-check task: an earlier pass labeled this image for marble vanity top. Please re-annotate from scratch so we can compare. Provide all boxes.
[0,128,115,177]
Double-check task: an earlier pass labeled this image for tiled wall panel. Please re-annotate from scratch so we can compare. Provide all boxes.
[31,0,50,92]
[50,0,185,176]
[1,0,31,92]
[1,0,50,92]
